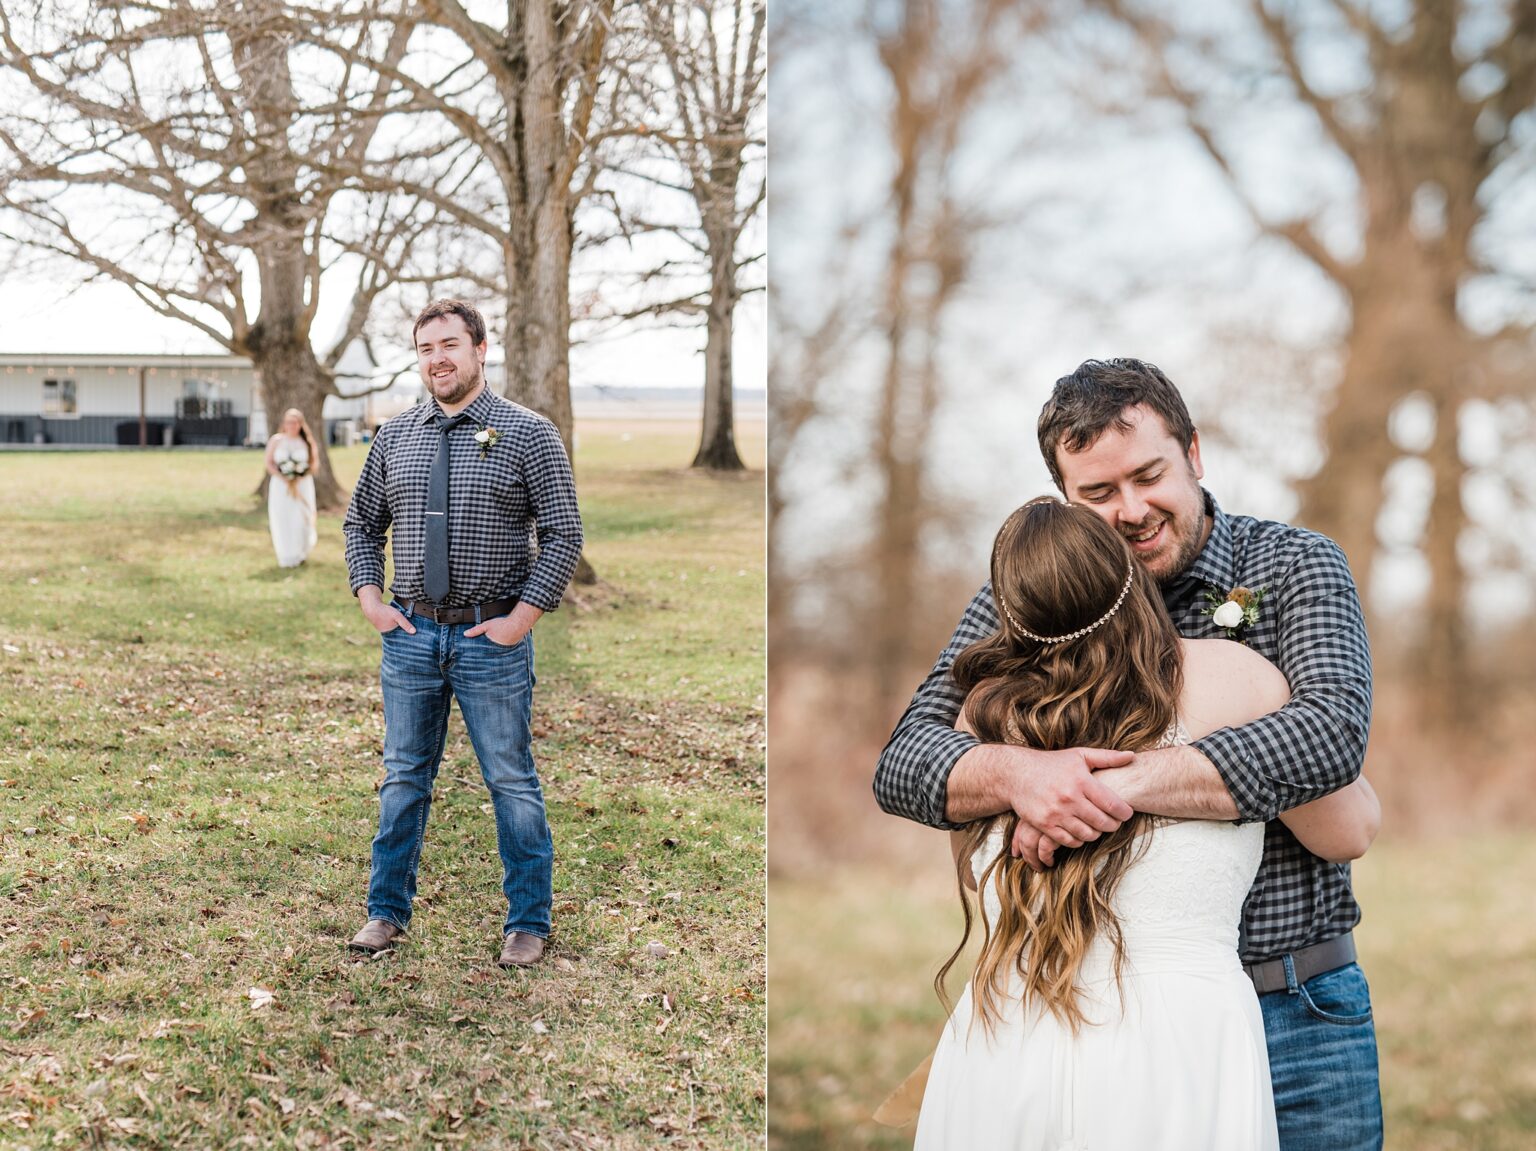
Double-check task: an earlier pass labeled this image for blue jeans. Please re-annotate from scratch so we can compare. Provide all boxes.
[1260,960,1384,1151]
[367,616,551,939]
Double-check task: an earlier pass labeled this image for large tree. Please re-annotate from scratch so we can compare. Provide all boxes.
[357,1,623,457]
[637,0,766,471]
[333,0,636,583]
[0,0,429,507]
[1101,0,1536,717]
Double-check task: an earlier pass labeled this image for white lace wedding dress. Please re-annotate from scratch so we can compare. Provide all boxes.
[914,728,1279,1150]
[267,437,317,568]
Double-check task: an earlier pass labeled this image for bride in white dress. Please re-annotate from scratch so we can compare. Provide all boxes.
[265,407,319,568]
[912,499,1377,1151]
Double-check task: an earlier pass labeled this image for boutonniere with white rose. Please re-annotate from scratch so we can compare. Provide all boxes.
[1202,584,1267,641]
[474,425,502,460]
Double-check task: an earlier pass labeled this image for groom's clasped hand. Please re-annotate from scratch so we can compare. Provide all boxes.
[954,715,1136,867]
[1001,745,1135,867]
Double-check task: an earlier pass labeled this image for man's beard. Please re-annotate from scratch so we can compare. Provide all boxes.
[1151,518,1206,585]
[425,362,482,406]
[1135,507,1206,586]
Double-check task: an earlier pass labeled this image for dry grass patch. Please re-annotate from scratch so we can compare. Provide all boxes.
[0,429,764,1149]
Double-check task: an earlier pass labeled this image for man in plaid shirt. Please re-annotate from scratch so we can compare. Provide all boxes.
[877,359,1382,1149]
[343,299,583,969]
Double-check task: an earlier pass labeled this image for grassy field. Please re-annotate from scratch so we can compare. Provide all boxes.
[0,419,765,1149]
[769,832,1536,1151]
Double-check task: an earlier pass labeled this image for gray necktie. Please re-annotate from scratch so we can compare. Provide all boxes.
[424,411,468,602]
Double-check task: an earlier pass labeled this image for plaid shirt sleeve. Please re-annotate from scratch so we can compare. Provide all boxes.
[1193,536,1373,822]
[873,583,1000,828]
[342,431,392,595]
[516,417,584,613]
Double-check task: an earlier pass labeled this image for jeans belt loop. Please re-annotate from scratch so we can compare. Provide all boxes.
[1283,953,1299,995]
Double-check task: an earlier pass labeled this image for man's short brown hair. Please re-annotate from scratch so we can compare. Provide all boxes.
[1036,358,1196,490]
[413,299,487,348]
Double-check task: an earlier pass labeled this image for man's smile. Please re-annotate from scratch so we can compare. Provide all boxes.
[1124,520,1165,551]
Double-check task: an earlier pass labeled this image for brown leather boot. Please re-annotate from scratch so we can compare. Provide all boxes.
[497,931,546,968]
[348,920,404,954]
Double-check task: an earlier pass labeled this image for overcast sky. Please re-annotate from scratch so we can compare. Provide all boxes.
[0,274,765,394]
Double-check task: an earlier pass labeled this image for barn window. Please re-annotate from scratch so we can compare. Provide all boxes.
[42,377,77,415]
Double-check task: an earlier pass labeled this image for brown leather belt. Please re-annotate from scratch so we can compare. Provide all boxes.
[1245,932,1357,995]
[397,597,518,626]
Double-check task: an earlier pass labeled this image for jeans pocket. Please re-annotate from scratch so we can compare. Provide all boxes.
[1298,962,1374,1026]
[482,628,526,650]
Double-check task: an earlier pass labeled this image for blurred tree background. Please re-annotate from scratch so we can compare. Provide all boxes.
[770,1,1536,1147]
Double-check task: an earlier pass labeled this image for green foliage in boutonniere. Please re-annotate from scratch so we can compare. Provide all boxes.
[1201,584,1268,641]
[473,425,502,460]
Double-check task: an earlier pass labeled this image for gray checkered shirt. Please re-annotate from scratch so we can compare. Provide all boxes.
[343,388,583,613]
[874,492,1372,964]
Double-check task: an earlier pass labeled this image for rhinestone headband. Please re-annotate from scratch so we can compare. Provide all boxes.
[999,560,1137,645]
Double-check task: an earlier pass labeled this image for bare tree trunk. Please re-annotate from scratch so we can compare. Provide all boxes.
[693,217,745,470]
[499,2,580,456]
[635,1,762,473]
[1295,286,1407,596]
[1298,261,1473,706]
[230,3,345,508]
[486,0,609,585]
[246,337,345,509]
[869,17,919,701]
[500,220,580,459]
[1419,388,1471,725]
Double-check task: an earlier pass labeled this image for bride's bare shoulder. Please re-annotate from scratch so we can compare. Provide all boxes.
[1177,638,1291,740]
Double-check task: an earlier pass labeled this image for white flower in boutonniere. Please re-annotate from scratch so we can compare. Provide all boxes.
[1212,600,1244,629]
[1202,584,1267,641]
[474,425,502,460]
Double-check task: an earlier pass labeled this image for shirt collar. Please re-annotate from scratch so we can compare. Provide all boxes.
[1168,488,1235,596]
[417,384,495,426]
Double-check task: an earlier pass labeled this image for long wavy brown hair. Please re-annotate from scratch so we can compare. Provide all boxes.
[937,498,1184,1033]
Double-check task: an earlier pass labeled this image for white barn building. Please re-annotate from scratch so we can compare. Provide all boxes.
[0,351,391,447]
